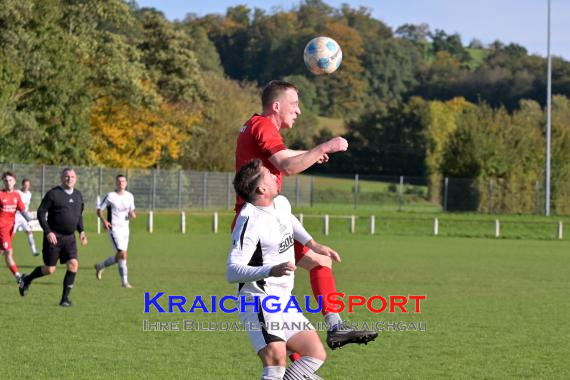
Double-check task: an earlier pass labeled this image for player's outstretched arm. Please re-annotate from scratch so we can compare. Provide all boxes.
[269,136,348,176]
[305,240,341,263]
[226,263,273,283]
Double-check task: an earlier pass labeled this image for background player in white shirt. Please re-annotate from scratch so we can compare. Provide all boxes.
[14,179,39,256]
[94,175,136,288]
[228,159,339,380]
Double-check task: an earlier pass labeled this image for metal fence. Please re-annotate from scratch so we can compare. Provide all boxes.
[0,163,560,214]
[0,163,314,211]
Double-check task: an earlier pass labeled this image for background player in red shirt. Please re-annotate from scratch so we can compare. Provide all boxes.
[235,80,377,350]
[0,171,30,283]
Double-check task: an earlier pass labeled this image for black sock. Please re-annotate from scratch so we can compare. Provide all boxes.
[26,266,45,284]
[61,271,76,302]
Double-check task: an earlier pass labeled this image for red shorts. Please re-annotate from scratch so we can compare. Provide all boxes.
[232,209,310,264]
[0,226,15,252]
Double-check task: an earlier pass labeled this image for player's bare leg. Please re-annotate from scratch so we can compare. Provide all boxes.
[284,330,326,379]
[3,249,21,282]
[258,342,286,380]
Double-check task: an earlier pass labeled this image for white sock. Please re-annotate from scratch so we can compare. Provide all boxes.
[27,234,37,253]
[283,356,323,380]
[325,312,342,330]
[118,259,128,284]
[261,366,285,380]
[99,256,116,269]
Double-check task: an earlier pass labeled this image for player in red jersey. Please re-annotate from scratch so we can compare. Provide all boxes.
[0,171,30,283]
[235,80,378,350]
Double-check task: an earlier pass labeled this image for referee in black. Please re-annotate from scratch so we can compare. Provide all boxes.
[19,168,88,307]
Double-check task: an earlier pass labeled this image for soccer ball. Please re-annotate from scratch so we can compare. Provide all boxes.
[303,36,343,75]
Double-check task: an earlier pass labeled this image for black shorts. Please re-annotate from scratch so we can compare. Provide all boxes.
[43,233,78,266]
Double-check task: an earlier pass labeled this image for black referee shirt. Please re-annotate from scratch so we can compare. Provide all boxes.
[38,186,85,235]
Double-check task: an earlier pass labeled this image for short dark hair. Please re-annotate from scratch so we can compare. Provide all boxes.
[116,174,126,180]
[22,178,30,186]
[1,171,15,181]
[61,167,75,176]
[234,159,263,203]
[261,80,298,110]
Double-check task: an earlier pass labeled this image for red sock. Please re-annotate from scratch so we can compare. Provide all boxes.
[309,266,337,316]
[9,264,19,275]
[289,353,301,362]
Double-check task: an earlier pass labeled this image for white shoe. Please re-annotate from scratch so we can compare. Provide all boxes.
[122,282,132,289]
[95,264,104,280]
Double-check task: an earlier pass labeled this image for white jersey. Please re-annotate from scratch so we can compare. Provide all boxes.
[98,191,135,228]
[16,190,31,212]
[227,195,312,297]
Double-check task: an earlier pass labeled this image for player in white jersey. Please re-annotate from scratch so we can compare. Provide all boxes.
[14,179,39,256]
[94,174,136,288]
[228,159,339,380]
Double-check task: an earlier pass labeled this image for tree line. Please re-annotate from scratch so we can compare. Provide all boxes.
[2,0,570,212]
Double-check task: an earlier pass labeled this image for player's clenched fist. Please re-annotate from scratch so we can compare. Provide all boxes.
[322,137,348,154]
[270,261,296,277]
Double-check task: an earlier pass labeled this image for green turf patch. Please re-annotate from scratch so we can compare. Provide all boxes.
[2,232,569,379]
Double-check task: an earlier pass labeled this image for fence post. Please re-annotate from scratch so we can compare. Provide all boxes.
[489,179,494,213]
[151,169,156,211]
[354,174,359,209]
[323,215,329,236]
[148,211,154,233]
[369,215,375,235]
[178,170,182,210]
[180,211,186,234]
[202,172,208,210]
[495,219,500,238]
[557,221,563,240]
[96,196,101,234]
[298,213,304,225]
[350,215,355,234]
[212,212,218,233]
[433,217,439,236]
[443,177,449,212]
[399,176,404,211]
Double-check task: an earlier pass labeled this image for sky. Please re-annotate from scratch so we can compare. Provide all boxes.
[136,0,569,60]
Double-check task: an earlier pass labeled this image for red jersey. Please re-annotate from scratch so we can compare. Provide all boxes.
[235,114,287,211]
[0,190,25,229]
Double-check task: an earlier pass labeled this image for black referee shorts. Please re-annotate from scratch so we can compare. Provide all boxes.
[43,233,78,266]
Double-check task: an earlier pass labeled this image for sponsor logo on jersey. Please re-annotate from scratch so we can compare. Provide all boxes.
[278,233,294,254]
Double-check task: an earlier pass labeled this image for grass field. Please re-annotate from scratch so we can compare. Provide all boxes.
[2,216,570,379]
